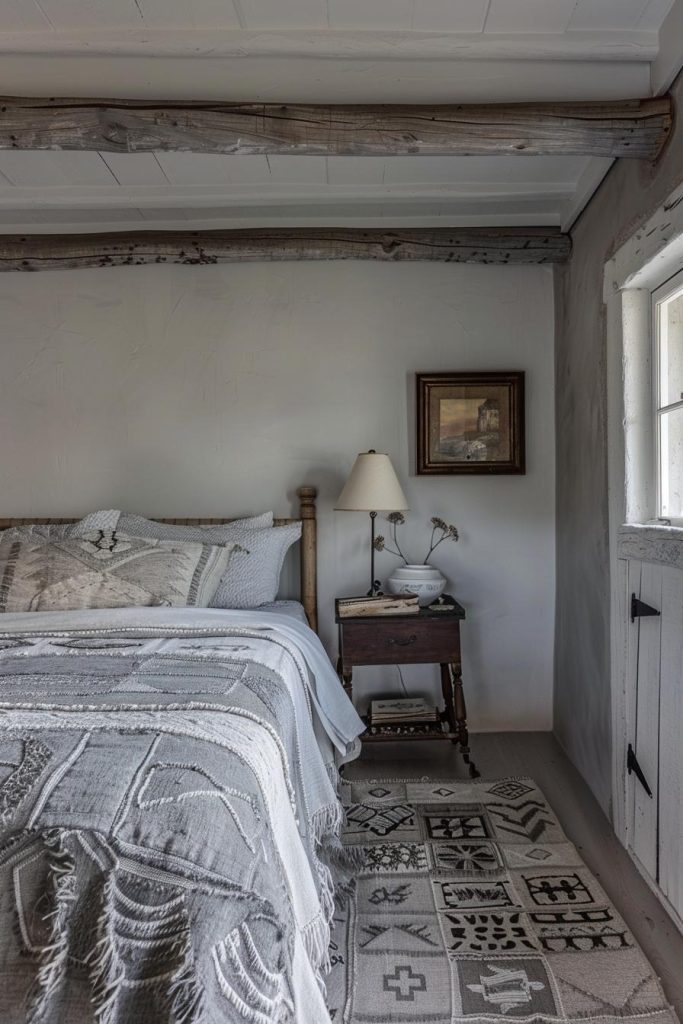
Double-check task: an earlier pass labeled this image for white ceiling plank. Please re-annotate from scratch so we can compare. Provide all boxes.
[0,207,145,224]
[99,153,170,187]
[0,0,51,29]
[33,0,146,29]
[138,206,188,221]
[136,0,242,29]
[568,0,651,31]
[0,196,566,231]
[652,0,683,92]
[0,55,652,102]
[485,0,575,33]
[265,156,327,184]
[155,152,273,185]
[0,151,118,187]
[560,156,614,230]
[0,178,576,207]
[240,0,327,29]
[328,0,414,31]
[410,0,490,32]
[0,28,660,61]
[327,157,387,185]
[637,0,675,29]
[379,154,587,185]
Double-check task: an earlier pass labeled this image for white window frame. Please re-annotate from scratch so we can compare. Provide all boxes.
[652,267,683,525]
[604,180,683,850]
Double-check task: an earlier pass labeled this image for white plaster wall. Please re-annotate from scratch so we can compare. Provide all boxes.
[554,69,683,815]
[0,261,555,730]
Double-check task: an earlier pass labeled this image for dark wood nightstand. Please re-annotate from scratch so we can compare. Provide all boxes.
[335,596,479,777]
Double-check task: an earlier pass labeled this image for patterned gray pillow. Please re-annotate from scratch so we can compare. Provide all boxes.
[210,523,302,609]
[0,531,238,612]
[80,510,274,537]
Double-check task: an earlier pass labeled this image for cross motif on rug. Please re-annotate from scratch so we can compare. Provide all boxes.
[383,965,427,1002]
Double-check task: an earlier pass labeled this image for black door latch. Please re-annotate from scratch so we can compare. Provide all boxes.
[627,743,653,798]
[631,594,661,623]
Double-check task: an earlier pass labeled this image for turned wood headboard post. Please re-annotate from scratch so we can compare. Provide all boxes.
[297,486,318,634]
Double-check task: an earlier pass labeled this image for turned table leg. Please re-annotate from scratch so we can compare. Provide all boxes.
[440,663,458,738]
[450,663,480,779]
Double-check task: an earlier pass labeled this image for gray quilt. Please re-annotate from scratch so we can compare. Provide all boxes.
[0,608,364,1024]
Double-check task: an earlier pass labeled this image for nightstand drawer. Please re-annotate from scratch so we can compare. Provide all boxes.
[340,618,460,666]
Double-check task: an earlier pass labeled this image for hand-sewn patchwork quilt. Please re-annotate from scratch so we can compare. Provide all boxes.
[0,607,364,1024]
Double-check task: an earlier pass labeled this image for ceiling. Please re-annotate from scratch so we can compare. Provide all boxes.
[0,0,680,234]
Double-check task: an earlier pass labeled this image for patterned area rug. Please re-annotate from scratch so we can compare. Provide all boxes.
[327,776,678,1024]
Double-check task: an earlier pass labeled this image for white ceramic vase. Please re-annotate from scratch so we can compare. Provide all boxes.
[385,564,447,607]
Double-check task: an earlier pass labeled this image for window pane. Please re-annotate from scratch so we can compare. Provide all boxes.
[659,287,683,409]
[660,406,683,518]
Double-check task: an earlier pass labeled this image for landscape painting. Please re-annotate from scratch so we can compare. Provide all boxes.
[416,372,525,475]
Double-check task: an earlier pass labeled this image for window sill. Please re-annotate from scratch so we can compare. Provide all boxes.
[618,523,683,569]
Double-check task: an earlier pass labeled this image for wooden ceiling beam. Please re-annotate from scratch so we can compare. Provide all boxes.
[0,96,672,160]
[0,227,571,271]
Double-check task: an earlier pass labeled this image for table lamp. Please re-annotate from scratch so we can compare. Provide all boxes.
[335,450,409,595]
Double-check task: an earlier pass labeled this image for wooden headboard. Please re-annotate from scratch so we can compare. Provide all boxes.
[0,485,319,633]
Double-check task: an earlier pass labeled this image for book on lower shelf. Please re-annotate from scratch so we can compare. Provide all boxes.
[337,594,419,617]
[369,697,440,725]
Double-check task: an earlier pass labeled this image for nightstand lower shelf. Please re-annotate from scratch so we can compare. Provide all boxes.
[362,716,459,742]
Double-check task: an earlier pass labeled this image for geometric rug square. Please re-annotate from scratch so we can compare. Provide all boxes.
[546,948,669,1017]
[511,866,606,910]
[357,873,434,913]
[343,801,419,843]
[455,956,560,1017]
[429,838,505,875]
[329,777,677,1024]
[416,802,492,841]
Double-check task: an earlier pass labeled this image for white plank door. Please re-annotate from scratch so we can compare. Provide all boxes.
[658,565,683,921]
[630,561,663,882]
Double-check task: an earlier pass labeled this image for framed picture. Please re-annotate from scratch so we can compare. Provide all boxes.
[416,371,525,475]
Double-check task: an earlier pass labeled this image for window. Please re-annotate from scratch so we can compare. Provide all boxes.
[653,267,683,523]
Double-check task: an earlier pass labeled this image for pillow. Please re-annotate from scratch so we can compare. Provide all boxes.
[210,523,302,609]
[0,530,239,612]
[79,510,274,537]
[0,509,119,545]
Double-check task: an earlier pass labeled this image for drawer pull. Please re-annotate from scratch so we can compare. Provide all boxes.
[387,635,417,646]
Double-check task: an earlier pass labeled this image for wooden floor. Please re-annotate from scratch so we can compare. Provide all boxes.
[344,731,683,1019]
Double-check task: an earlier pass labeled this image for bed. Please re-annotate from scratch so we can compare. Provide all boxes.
[0,488,364,1024]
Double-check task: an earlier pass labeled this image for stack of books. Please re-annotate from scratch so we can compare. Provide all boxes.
[337,594,419,618]
[369,698,440,725]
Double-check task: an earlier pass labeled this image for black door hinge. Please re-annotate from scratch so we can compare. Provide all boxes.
[631,594,661,623]
[627,743,653,798]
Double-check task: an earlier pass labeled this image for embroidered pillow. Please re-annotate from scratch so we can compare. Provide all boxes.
[210,523,302,609]
[79,510,274,537]
[0,531,238,612]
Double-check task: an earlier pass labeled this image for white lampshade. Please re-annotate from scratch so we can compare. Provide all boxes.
[335,451,409,512]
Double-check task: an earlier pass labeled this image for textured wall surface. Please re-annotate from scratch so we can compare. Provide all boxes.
[0,261,555,730]
[554,71,683,815]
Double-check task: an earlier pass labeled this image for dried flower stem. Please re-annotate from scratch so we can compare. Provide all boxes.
[391,519,408,564]
[374,512,459,566]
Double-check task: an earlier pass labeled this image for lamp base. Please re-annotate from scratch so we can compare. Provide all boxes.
[367,510,383,596]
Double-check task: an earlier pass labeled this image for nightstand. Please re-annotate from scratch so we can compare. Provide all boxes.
[335,596,479,777]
